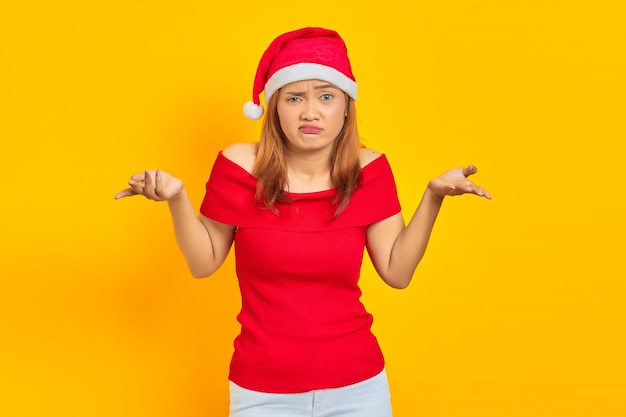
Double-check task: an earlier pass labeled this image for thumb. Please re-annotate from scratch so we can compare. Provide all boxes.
[463,164,477,177]
[114,188,135,199]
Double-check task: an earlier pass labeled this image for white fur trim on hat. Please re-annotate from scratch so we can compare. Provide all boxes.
[264,63,358,104]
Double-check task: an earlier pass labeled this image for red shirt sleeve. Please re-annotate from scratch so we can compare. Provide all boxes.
[199,152,401,228]
[338,154,402,226]
[199,152,258,226]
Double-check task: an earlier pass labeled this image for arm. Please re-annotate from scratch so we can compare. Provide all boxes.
[366,165,491,289]
[115,170,235,278]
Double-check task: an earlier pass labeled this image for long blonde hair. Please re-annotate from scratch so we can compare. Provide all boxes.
[253,92,362,215]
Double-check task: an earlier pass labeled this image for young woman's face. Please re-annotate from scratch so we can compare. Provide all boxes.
[276,79,347,155]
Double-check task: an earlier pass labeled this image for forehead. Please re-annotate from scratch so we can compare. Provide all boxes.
[280,79,341,92]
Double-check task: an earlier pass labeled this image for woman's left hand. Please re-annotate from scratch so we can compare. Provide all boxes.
[428,165,492,199]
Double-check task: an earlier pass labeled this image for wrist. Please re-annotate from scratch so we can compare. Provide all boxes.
[167,186,187,204]
[426,181,446,202]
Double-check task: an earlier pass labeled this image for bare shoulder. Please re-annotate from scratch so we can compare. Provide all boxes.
[222,142,258,174]
[359,147,382,168]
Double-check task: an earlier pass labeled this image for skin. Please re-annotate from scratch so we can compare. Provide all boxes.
[276,80,347,192]
[115,79,491,287]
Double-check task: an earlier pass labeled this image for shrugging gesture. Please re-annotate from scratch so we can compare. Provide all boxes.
[428,164,492,200]
[114,26,494,415]
[115,169,235,278]
[114,170,184,202]
[366,163,491,289]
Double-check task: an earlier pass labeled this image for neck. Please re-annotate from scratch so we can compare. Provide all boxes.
[285,149,333,192]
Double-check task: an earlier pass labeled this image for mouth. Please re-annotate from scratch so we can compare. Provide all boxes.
[299,125,323,134]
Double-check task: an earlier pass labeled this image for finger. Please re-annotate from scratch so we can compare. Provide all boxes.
[145,170,166,201]
[466,185,492,199]
[462,164,477,177]
[130,172,147,182]
[114,188,137,199]
[143,170,157,199]
[154,170,163,199]
[469,182,491,199]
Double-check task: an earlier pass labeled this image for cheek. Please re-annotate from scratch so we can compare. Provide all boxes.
[277,112,292,129]
[328,100,347,124]
[327,107,346,128]
[277,109,298,136]
[276,107,288,128]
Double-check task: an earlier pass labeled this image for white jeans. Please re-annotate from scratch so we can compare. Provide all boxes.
[228,369,393,417]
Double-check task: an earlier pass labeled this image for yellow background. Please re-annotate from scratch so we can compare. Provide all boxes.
[1,1,624,416]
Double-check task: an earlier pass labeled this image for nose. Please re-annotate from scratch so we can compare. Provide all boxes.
[300,101,319,121]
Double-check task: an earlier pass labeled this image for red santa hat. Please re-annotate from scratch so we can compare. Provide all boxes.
[243,27,357,120]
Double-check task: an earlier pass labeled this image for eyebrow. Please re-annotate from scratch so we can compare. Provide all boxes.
[313,83,337,90]
[283,84,339,96]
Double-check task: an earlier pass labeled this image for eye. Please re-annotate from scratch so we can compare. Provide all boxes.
[320,93,333,101]
[287,96,302,103]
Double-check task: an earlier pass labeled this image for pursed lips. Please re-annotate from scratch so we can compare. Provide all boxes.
[299,125,323,134]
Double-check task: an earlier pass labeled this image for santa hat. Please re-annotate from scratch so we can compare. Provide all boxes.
[243,27,357,120]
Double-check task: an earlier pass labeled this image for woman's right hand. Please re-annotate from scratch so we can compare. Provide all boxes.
[114,170,184,201]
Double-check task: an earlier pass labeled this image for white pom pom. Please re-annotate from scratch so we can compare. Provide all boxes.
[243,101,264,120]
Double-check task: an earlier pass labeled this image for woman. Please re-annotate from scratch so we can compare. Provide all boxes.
[115,27,490,417]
